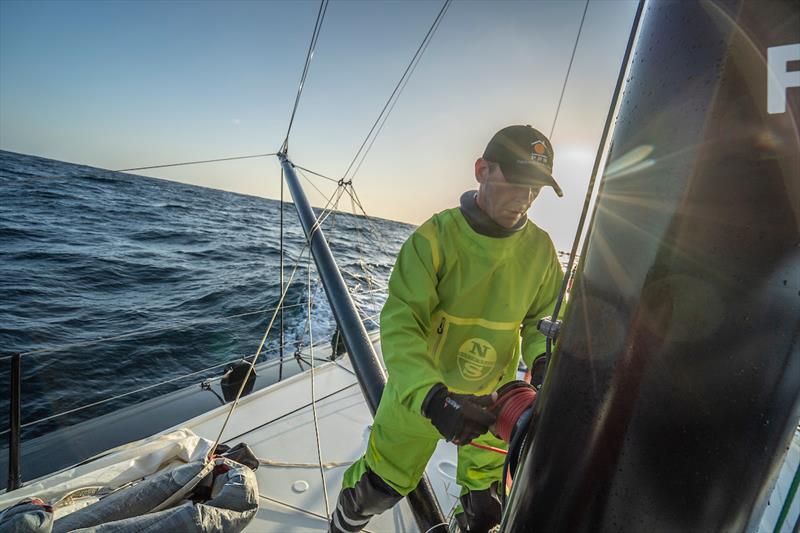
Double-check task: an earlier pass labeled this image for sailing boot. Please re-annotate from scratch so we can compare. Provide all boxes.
[453,482,502,533]
[329,466,403,532]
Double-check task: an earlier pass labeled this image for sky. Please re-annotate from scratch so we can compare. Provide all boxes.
[0,0,638,252]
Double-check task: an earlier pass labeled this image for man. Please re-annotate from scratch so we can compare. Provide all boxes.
[330,125,564,533]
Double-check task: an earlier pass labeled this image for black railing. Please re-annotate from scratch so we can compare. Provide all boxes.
[6,354,21,491]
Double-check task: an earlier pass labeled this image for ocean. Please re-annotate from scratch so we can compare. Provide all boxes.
[0,150,413,443]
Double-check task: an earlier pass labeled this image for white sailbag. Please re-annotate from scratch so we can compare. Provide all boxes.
[0,430,258,533]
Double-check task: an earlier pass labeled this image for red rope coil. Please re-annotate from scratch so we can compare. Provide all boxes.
[492,386,537,443]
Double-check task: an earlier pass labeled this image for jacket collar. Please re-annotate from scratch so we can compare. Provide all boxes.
[459,190,526,238]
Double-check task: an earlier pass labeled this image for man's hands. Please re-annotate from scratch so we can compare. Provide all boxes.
[421,384,497,445]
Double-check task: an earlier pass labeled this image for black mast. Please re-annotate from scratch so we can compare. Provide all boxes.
[278,153,447,531]
[503,0,800,531]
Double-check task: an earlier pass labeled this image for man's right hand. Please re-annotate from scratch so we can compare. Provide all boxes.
[421,384,497,445]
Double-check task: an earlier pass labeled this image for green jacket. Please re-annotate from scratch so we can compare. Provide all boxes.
[381,206,563,415]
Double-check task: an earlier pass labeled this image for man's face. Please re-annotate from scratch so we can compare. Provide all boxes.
[475,159,540,228]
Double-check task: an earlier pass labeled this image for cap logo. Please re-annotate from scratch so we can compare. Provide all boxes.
[530,141,549,164]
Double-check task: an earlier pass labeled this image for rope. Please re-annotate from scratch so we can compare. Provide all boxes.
[345,190,375,294]
[341,0,452,182]
[113,153,277,173]
[258,458,352,469]
[342,183,395,269]
[548,0,590,139]
[469,442,508,456]
[221,382,360,445]
[281,0,330,154]
[492,387,537,443]
[279,166,286,382]
[292,165,401,293]
[296,166,336,204]
[208,176,346,457]
[258,493,377,533]
[208,246,308,457]
[293,164,339,183]
[307,259,331,517]
[465,386,537,456]
[21,153,278,183]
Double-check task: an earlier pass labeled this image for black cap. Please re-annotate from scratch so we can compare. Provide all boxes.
[482,125,563,197]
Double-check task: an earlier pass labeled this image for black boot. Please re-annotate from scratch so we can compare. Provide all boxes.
[453,482,501,533]
[329,467,403,532]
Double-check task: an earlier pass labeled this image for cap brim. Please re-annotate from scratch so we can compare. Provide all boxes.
[502,161,564,197]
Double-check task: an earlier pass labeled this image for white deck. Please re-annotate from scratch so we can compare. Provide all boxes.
[174,340,460,532]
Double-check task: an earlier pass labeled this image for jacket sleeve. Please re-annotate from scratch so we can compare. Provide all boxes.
[520,241,565,369]
[380,220,443,414]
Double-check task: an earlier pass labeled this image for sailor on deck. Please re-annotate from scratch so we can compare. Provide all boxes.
[330,125,564,533]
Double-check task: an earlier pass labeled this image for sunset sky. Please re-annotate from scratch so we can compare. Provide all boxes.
[0,0,639,252]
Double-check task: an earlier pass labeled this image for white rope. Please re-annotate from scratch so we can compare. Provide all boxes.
[344,184,397,275]
[209,180,347,457]
[258,458,353,469]
[307,260,331,517]
[258,493,376,533]
[348,190,378,293]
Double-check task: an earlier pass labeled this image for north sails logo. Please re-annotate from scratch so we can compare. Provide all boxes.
[530,141,549,164]
[457,338,497,381]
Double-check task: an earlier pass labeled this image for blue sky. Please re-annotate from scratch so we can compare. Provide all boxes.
[1,0,638,251]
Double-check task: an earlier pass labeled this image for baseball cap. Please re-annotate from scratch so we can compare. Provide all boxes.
[482,125,563,197]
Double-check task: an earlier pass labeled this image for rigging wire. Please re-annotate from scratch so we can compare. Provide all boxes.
[279,168,286,381]
[350,0,451,182]
[4,303,308,362]
[114,153,277,173]
[293,164,339,183]
[3,305,379,436]
[258,493,377,533]
[296,167,338,204]
[548,0,590,139]
[259,458,352,469]
[208,178,348,457]
[27,153,279,184]
[208,249,306,455]
[342,184,396,266]
[281,0,330,154]
[348,193,375,292]
[341,0,452,182]
[0,355,247,436]
[542,0,646,376]
[306,257,331,517]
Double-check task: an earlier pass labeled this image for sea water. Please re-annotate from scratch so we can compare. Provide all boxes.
[0,150,413,442]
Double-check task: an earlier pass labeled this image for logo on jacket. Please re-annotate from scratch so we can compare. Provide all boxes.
[457,338,497,381]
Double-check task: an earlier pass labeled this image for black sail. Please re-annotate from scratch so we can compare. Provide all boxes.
[502,1,800,531]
